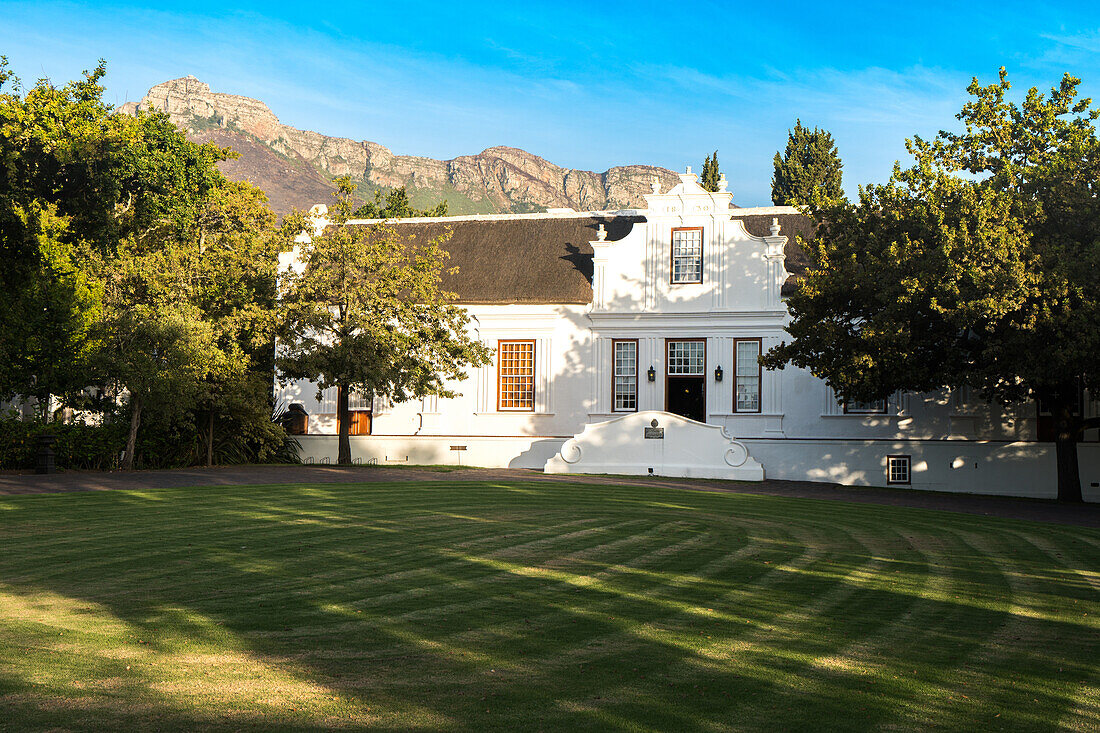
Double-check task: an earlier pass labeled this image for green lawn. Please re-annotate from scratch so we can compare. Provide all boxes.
[0,481,1098,731]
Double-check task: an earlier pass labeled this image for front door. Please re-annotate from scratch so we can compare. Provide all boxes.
[666,339,706,423]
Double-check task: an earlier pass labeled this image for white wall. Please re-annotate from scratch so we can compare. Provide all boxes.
[276,304,593,441]
[294,434,565,470]
[744,438,1100,502]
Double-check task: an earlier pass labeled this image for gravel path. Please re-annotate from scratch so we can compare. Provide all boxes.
[2,464,1099,528]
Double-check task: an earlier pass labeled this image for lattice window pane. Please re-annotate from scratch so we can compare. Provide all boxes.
[498,341,535,410]
[667,341,705,375]
[671,229,703,284]
[614,377,637,411]
[735,340,760,412]
[613,341,638,411]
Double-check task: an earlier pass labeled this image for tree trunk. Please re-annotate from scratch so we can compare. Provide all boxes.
[1053,399,1083,503]
[123,395,142,471]
[337,382,351,466]
[206,410,214,467]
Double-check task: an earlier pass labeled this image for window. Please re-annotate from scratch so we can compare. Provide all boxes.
[887,455,911,485]
[671,227,703,284]
[734,339,761,413]
[613,340,638,411]
[844,398,887,414]
[498,340,535,411]
[667,340,705,375]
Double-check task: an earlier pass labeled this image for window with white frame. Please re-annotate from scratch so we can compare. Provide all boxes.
[613,340,638,411]
[667,340,705,375]
[734,339,761,413]
[887,455,911,484]
[671,228,703,284]
[498,340,535,411]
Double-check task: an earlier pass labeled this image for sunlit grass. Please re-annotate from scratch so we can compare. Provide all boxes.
[0,481,1098,731]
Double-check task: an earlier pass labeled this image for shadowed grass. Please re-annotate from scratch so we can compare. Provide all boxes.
[0,480,1098,731]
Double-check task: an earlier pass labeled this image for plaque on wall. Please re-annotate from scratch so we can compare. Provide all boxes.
[644,427,664,439]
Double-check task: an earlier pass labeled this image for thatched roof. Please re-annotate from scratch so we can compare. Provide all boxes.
[346,215,641,304]
[346,210,813,304]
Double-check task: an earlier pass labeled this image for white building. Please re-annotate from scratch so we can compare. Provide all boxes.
[278,169,1100,500]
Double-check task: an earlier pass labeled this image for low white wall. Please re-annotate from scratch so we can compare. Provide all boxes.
[293,434,565,470]
[743,439,1100,501]
[545,410,763,481]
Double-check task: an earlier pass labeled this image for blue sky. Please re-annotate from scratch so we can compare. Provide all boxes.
[2,1,1100,205]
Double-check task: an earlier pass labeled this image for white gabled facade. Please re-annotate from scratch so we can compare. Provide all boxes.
[277,169,1100,501]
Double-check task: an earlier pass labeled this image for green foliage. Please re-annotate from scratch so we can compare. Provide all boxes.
[0,57,300,469]
[352,185,448,219]
[0,414,126,470]
[700,151,721,192]
[771,120,844,206]
[278,177,491,464]
[763,68,1100,500]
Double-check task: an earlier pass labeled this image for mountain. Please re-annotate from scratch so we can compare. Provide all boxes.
[120,76,681,215]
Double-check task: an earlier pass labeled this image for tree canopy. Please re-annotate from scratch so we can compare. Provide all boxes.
[763,69,1100,501]
[277,177,490,465]
[352,186,448,219]
[771,120,844,206]
[0,57,298,469]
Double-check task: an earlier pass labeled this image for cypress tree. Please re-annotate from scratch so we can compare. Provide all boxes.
[771,121,843,205]
[700,151,721,192]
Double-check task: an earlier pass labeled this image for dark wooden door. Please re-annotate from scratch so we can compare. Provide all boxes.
[667,376,705,423]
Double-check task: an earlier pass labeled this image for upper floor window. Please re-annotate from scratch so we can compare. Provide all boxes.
[498,340,535,411]
[734,339,761,413]
[671,227,703,284]
[612,340,638,412]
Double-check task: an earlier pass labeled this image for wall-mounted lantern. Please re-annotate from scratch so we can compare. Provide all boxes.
[714,365,723,382]
[647,366,656,382]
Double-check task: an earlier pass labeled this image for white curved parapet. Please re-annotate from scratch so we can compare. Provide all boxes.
[544,410,764,481]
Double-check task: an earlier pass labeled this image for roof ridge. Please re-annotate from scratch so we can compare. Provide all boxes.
[345,209,642,225]
[342,204,802,226]
[730,205,803,216]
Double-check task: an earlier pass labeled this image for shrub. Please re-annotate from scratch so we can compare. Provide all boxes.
[0,415,126,470]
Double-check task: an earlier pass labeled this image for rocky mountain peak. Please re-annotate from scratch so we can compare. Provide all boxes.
[121,77,682,214]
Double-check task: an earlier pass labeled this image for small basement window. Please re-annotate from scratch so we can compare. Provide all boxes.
[887,455,911,485]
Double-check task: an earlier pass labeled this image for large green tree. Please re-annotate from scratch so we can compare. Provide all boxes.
[93,152,302,469]
[277,177,490,465]
[763,69,1100,502]
[181,180,297,467]
[771,120,844,205]
[0,58,226,402]
[0,58,119,404]
[1,57,297,468]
